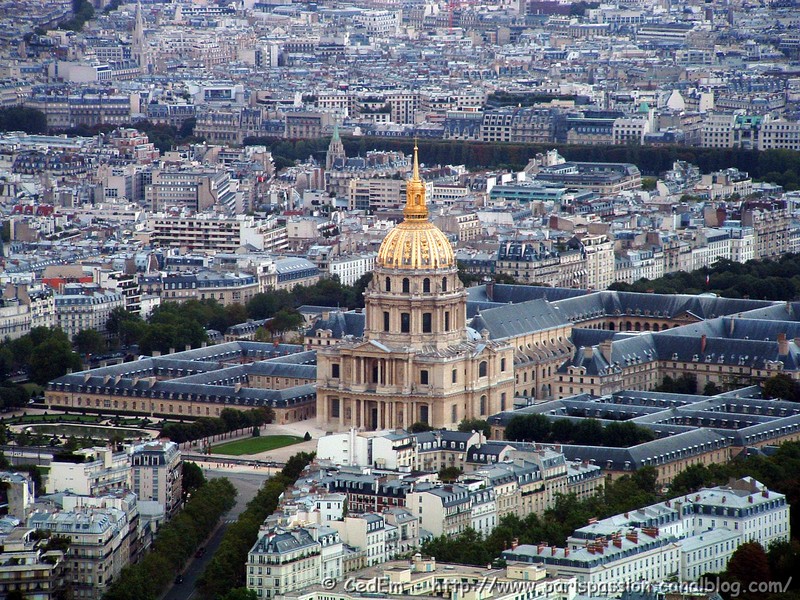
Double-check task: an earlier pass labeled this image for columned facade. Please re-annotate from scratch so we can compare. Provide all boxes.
[317,146,515,431]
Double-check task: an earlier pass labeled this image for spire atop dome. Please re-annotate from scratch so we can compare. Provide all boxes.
[403,142,428,221]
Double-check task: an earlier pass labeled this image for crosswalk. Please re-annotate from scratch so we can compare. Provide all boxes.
[223,518,237,524]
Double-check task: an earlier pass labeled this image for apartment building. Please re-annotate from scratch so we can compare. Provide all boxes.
[130,441,182,519]
[145,169,236,212]
[46,448,131,496]
[406,483,471,537]
[159,270,259,306]
[503,477,788,588]
[347,177,405,212]
[433,212,481,243]
[27,502,136,600]
[246,525,343,599]
[328,253,376,286]
[54,285,125,339]
[758,118,800,151]
[148,214,274,253]
[329,514,390,566]
[577,234,615,291]
[0,525,67,600]
[496,241,587,290]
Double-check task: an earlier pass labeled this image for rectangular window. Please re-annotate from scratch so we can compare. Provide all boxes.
[331,398,340,418]
[422,312,432,333]
[451,405,457,422]
[420,370,429,385]
[501,358,506,372]
[452,369,457,383]
[444,311,450,331]
[383,311,390,332]
[331,363,340,378]
[401,313,410,333]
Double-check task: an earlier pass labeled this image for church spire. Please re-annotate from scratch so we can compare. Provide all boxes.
[326,119,345,170]
[403,142,428,222]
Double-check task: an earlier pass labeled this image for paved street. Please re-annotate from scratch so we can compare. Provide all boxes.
[162,469,271,600]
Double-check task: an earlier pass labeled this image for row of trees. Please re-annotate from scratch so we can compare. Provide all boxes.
[102,476,237,600]
[0,327,81,387]
[610,255,800,301]
[504,414,655,447]
[159,407,275,444]
[421,467,659,566]
[0,106,48,134]
[242,135,800,189]
[197,452,315,600]
[103,276,372,355]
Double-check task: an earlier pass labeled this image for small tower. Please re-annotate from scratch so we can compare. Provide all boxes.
[326,121,346,170]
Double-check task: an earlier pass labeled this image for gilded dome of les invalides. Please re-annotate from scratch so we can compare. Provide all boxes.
[376,145,456,271]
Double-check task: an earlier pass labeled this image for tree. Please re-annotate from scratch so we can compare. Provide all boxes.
[182,462,205,497]
[438,466,462,482]
[73,329,106,356]
[252,425,260,437]
[0,106,47,134]
[458,419,491,437]
[763,373,796,401]
[505,414,550,442]
[266,309,303,339]
[409,421,434,433]
[303,431,312,441]
[29,337,82,385]
[726,541,771,588]
[702,381,722,396]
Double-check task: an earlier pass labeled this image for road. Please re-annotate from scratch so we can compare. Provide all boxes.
[162,468,271,600]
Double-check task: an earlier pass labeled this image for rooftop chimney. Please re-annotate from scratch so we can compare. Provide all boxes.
[599,340,613,364]
[700,335,707,355]
[778,333,789,356]
[583,346,594,360]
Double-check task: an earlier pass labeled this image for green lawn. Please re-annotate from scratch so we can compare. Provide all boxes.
[211,435,303,456]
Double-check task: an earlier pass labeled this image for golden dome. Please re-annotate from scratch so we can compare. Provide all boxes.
[376,145,455,271]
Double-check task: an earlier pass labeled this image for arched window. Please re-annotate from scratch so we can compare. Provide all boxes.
[385,277,391,292]
[479,361,488,377]
[480,395,487,415]
[423,278,431,293]
[442,277,448,292]
[402,278,410,293]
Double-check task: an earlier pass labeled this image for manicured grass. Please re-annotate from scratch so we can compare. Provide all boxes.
[211,435,303,456]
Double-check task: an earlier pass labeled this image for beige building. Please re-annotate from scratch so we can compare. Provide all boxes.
[578,234,615,291]
[316,148,515,430]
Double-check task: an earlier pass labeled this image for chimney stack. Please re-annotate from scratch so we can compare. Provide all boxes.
[599,340,613,364]
[778,333,789,356]
[700,334,707,355]
[583,346,594,360]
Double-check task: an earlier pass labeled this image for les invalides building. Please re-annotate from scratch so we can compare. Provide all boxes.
[316,147,515,431]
